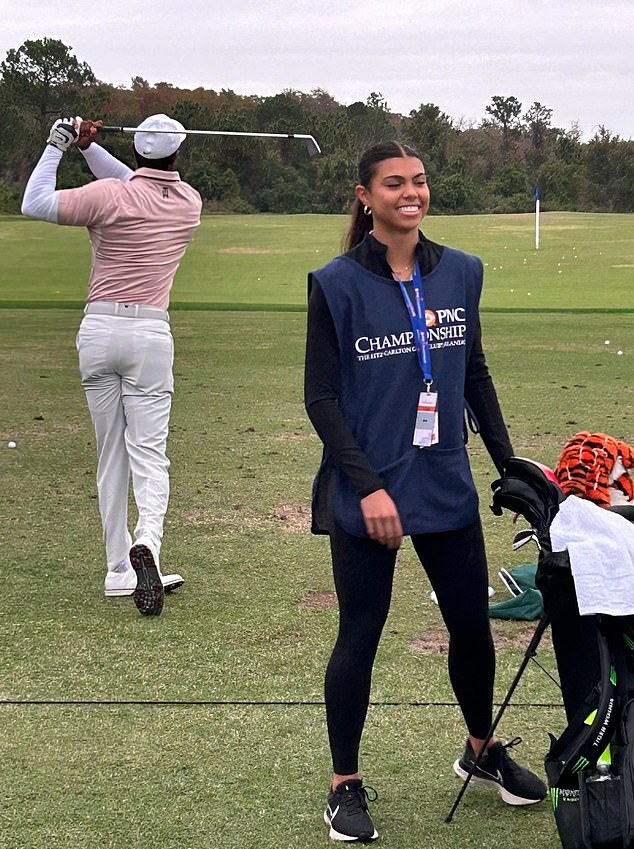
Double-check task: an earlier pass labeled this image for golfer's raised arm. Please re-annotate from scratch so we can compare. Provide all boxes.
[21,117,81,222]
[78,120,133,181]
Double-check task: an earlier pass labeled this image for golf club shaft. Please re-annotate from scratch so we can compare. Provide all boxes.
[444,613,550,823]
[98,126,322,156]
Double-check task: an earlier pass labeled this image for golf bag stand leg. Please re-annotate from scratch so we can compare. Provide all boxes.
[445,613,551,823]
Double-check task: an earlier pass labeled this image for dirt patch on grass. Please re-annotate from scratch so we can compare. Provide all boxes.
[409,624,552,655]
[409,630,449,655]
[275,502,312,532]
[224,505,271,530]
[182,506,210,526]
[182,502,312,533]
[298,589,337,611]
[182,504,269,530]
[1,420,87,440]
[273,431,318,442]
[492,625,553,651]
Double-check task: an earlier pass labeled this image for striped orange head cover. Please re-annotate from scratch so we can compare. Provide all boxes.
[555,431,634,508]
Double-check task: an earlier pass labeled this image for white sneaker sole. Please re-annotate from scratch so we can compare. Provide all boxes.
[453,759,544,806]
[323,810,378,842]
[104,587,135,597]
[104,577,184,597]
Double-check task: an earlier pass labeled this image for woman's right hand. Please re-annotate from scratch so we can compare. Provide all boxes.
[360,489,403,549]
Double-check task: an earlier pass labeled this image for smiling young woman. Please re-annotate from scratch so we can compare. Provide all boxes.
[304,140,547,842]
[354,153,430,279]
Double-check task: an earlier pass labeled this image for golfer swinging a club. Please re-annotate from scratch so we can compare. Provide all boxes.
[304,141,547,841]
[22,114,202,616]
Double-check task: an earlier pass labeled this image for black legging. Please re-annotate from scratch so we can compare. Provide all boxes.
[325,519,495,775]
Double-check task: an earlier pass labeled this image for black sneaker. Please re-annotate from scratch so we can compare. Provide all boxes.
[453,737,547,806]
[324,779,378,842]
[129,544,164,617]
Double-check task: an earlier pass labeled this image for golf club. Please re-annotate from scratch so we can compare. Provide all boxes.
[512,528,541,551]
[498,568,523,597]
[98,125,322,157]
[444,613,551,823]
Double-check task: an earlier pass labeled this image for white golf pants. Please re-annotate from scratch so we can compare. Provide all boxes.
[76,314,174,572]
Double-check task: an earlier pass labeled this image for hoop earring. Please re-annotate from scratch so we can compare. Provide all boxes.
[363,205,372,216]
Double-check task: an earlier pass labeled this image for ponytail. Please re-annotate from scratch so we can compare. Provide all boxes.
[344,199,374,251]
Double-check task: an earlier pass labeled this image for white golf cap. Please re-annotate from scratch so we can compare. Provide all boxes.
[133,114,186,159]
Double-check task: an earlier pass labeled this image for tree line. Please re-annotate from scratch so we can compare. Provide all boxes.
[2,38,634,216]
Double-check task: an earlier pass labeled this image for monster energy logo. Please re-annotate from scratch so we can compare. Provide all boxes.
[550,788,558,809]
[624,633,634,652]
[550,787,580,810]
[572,756,590,773]
[610,665,617,685]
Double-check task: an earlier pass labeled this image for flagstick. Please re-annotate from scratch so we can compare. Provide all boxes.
[535,187,541,250]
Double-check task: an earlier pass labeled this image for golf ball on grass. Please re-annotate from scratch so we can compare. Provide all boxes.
[7,441,16,449]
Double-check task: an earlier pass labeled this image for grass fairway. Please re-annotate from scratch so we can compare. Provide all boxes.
[2,210,634,310]
[1,211,633,848]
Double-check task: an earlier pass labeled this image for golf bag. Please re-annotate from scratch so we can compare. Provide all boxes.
[490,458,634,849]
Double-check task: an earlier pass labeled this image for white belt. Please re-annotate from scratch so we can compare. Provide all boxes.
[84,301,169,321]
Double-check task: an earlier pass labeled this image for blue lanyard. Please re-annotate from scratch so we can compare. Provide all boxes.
[397,263,433,388]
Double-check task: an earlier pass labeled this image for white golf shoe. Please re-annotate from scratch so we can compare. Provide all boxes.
[104,567,184,597]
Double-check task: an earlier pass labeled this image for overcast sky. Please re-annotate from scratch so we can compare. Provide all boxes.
[3,0,634,141]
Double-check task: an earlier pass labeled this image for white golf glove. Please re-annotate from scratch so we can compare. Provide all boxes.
[47,116,82,152]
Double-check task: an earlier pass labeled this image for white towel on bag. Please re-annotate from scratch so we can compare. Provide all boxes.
[549,495,634,616]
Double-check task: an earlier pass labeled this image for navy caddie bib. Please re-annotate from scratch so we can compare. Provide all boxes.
[312,246,483,536]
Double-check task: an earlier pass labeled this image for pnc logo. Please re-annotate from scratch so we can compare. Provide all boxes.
[425,309,437,328]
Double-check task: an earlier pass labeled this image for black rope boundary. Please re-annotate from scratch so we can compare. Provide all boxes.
[0,699,565,708]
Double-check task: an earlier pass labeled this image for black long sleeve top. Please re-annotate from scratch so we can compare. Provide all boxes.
[304,231,514,500]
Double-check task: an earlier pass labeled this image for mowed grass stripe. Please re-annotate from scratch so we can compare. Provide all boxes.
[3,210,634,309]
[3,300,634,314]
